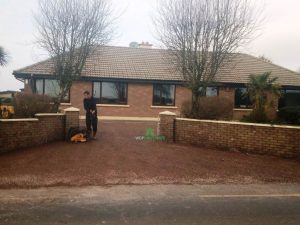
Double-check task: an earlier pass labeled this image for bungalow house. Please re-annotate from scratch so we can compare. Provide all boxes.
[13,45,300,120]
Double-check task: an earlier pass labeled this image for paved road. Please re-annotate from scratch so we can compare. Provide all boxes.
[1,184,300,225]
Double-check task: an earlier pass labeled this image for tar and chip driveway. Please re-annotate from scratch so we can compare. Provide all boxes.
[0,121,300,188]
[1,184,300,225]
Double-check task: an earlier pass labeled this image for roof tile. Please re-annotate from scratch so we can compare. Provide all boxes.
[14,46,300,86]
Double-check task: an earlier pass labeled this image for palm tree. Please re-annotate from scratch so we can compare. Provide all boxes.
[246,72,281,122]
[0,46,8,66]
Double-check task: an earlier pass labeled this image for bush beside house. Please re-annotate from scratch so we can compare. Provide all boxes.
[278,106,300,125]
[181,96,233,120]
[242,72,280,123]
[13,93,53,118]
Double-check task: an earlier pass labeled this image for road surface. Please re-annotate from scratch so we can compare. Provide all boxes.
[1,184,300,225]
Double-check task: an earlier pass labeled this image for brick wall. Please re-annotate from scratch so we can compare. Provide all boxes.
[0,108,80,153]
[36,114,65,141]
[159,113,300,158]
[0,114,65,153]
[71,81,191,117]
[219,87,235,108]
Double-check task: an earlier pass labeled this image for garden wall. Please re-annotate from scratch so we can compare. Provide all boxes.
[159,112,300,158]
[0,107,80,153]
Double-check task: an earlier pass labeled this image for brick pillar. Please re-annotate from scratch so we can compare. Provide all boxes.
[159,111,176,142]
[64,107,80,140]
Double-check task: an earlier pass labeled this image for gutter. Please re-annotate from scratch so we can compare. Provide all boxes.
[13,72,186,85]
[12,72,300,89]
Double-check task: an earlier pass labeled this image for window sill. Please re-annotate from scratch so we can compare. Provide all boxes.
[151,105,178,109]
[97,104,130,108]
[233,108,253,111]
[49,102,71,105]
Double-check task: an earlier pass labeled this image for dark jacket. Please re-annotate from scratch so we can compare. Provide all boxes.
[84,97,97,116]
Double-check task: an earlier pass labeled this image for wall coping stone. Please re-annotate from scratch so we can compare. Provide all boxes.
[159,111,176,116]
[64,107,80,112]
[35,113,65,117]
[0,118,39,122]
[176,118,300,130]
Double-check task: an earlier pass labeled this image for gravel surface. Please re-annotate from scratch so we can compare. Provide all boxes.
[0,121,299,188]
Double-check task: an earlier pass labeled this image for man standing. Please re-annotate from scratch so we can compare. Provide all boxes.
[83,91,98,139]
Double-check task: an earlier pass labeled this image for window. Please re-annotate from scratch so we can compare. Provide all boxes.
[279,89,300,108]
[153,84,175,106]
[234,87,252,108]
[93,81,127,105]
[35,79,44,95]
[45,80,60,97]
[206,87,218,97]
[198,86,218,96]
[34,79,69,102]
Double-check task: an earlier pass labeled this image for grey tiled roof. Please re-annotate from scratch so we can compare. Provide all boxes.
[14,46,300,87]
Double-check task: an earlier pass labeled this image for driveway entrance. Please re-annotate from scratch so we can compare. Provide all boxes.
[0,121,300,188]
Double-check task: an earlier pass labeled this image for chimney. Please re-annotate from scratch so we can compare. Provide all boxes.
[129,41,139,48]
[138,41,153,49]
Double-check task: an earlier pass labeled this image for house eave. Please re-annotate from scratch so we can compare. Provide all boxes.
[13,72,186,85]
[13,72,300,89]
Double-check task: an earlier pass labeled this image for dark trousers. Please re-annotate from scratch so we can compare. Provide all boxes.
[86,113,98,135]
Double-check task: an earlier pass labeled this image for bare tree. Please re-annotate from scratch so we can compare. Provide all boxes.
[154,0,262,116]
[35,0,115,111]
[258,55,272,63]
[0,46,8,66]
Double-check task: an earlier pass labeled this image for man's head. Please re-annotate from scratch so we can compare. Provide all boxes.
[83,91,91,99]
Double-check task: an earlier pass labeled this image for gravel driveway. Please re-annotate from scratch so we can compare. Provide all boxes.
[0,121,300,188]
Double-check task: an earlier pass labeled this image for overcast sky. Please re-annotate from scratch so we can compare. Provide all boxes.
[0,0,300,91]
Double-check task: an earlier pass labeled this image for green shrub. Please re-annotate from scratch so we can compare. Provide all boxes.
[241,108,268,123]
[181,100,193,118]
[245,72,280,123]
[181,96,232,120]
[278,106,300,124]
[13,93,53,118]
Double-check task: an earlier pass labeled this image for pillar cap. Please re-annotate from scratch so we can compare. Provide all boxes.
[159,111,176,116]
[64,107,80,112]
